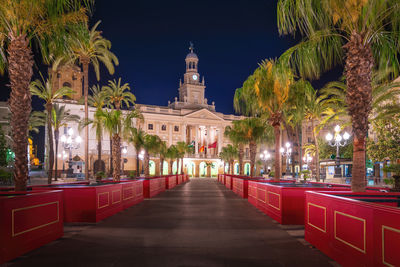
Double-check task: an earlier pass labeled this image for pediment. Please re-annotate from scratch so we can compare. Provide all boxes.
[184,109,224,121]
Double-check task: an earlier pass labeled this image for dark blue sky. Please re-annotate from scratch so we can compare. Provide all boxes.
[88,0,299,115]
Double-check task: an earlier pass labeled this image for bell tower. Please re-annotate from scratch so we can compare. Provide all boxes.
[50,64,83,101]
[178,43,206,105]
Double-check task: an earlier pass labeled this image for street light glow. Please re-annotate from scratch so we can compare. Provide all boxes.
[326,133,333,141]
[343,132,350,140]
[68,128,74,136]
[334,125,341,133]
[76,136,82,143]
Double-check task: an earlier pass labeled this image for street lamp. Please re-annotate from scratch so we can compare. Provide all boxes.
[302,154,313,170]
[61,128,81,177]
[325,125,351,178]
[260,150,271,174]
[58,150,68,175]
[280,142,292,176]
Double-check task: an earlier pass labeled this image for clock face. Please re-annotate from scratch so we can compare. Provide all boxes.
[192,74,198,80]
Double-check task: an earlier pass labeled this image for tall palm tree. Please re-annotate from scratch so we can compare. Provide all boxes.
[87,85,107,174]
[66,21,119,180]
[176,141,189,175]
[129,127,146,176]
[224,123,247,175]
[104,78,136,110]
[51,104,80,181]
[30,77,74,184]
[220,145,238,174]
[143,135,161,176]
[158,141,168,175]
[253,59,293,180]
[237,118,273,177]
[98,109,135,181]
[0,0,90,191]
[104,78,136,177]
[166,145,178,175]
[277,0,400,191]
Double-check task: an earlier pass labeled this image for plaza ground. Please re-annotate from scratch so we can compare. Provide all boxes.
[7,178,336,267]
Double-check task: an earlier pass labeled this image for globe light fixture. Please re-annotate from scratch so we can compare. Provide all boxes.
[280,142,292,176]
[61,127,81,177]
[260,150,271,175]
[325,125,351,178]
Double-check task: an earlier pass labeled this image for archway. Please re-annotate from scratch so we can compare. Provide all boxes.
[172,161,179,174]
[186,161,195,177]
[199,162,207,177]
[234,163,239,175]
[162,160,168,175]
[224,162,229,173]
[211,162,218,177]
[244,163,251,176]
[149,160,156,176]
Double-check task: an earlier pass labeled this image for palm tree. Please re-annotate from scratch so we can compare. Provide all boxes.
[30,77,74,184]
[104,78,136,177]
[0,0,90,191]
[224,123,247,175]
[66,21,119,180]
[104,78,136,110]
[220,145,238,174]
[277,0,400,191]
[166,145,179,175]
[29,111,46,138]
[128,127,146,176]
[143,135,161,176]
[87,85,107,174]
[176,141,189,175]
[253,60,293,180]
[51,104,80,181]
[158,141,168,175]
[98,110,135,181]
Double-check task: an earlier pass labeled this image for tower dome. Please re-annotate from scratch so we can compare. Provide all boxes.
[186,51,198,60]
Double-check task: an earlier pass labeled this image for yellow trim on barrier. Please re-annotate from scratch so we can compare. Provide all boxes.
[123,186,135,200]
[97,192,109,209]
[12,201,59,237]
[248,185,256,198]
[334,211,366,254]
[382,225,400,267]
[112,190,121,204]
[268,191,281,211]
[307,202,327,233]
[257,188,267,203]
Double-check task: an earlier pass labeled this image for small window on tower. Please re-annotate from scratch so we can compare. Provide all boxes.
[174,126,179,132]
[148,124,153,130]
[161,125,167,131]
[63,82,72,88]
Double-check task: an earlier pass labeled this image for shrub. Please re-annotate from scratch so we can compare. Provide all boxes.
[129,170,137,178]
[383,164,400,191]
[95,171,105,181]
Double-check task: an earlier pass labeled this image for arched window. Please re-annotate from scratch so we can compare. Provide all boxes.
[62,82,72,99]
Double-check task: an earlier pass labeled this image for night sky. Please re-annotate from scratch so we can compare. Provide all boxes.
[0,0,341,160]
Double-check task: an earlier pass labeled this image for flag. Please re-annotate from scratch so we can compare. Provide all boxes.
[199,145,205,152]
[188,140,195,148]
[208,141,217,149]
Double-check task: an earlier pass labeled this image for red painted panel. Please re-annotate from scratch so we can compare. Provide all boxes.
[334,211,366,253]
[0,190,63,264]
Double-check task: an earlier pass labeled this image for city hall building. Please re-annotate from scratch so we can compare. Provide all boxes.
[52,48,248,177]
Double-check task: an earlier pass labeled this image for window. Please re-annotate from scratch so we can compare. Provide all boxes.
[161,125,167,131]
[148,124,153,130]
[308,137,313,143]
[174,126,179,132]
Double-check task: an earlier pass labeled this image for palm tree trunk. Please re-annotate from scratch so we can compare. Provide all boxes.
[54,129,59,181]
[160,157,164,175]
[238,144,244,175]
[109,137,113,177]
[112,134,121,181]
[135,146,140,176]
[297,125,303,175]
[144,152,150,176]
[8,34,33,191]
[97,139,102,170]
[273,124,281,181]
[312,120,320,182]
[46,103,54,184]
[82,60,90,180]
[169,160,173,175]
[249,141,257,177]
[344,32,373,192]
[181,158,184,175]
[227,162,230,174]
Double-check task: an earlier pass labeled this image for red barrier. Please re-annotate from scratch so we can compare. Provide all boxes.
[32,180,143,222]
[165,175,177,189]
[0,190,64,264]
[305,191,400,267]
[142,177,166,198]
[232,178,270,198]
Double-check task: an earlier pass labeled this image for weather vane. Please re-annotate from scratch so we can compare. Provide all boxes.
[189,42,194,53]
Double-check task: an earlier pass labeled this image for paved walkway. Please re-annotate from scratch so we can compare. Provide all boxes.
[9,178,334,267]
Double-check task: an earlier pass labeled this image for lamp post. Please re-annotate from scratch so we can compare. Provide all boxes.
[280,142,292,176]
[60,128,81,177]
[58,151,68,176]
[260,150,271,175]
[302,154,313,170]
[325,125,351,178]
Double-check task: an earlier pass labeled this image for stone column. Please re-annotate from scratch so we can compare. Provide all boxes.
[218,127,223,155]
[182,124,187,143]
[206,125,211,156]
[195,125,199,155]
[168,123,173,146]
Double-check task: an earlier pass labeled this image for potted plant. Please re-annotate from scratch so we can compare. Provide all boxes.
[383,163,400,191]
[95,171,105,182]
[129,170,136,179]
[300,170,311,183]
